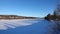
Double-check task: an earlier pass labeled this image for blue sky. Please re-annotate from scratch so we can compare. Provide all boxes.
[0,0,57,17]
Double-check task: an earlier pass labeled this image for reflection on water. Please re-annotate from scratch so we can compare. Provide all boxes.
[0,19,60,34]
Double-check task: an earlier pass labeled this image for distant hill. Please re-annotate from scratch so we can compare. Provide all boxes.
[0,15,39,19]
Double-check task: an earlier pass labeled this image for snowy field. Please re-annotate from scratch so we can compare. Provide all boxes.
[0,19,60,34]
[0,19,40,30]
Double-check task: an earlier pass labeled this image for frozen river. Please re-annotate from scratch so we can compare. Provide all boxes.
[0,19,60,34]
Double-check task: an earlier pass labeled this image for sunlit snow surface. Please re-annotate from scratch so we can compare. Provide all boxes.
[0,19,39,30]
[0,19,60,34]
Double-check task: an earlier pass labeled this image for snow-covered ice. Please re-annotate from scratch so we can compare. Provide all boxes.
[0,19,60,34]
[0,19,39,30]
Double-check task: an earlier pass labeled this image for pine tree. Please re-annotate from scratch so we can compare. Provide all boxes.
[47,14,51,20]
[54,11,57,20]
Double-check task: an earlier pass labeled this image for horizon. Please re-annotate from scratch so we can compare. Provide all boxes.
[0,0,58,17]
[0,14,44,18]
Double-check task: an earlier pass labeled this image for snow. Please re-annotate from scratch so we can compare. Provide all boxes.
[0,19,39,30]
[0,19,60,34]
